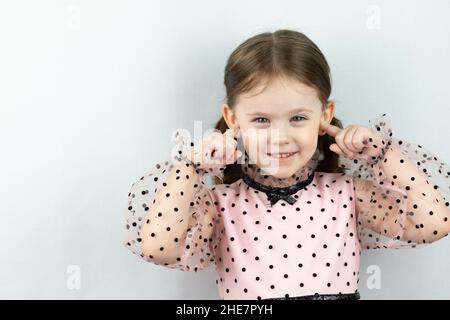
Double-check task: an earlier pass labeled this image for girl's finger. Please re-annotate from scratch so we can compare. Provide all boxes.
[322,123,341,138]
[203,145,218,167]
[329,143,346,156]
[343,126,361,153]
[334,129,354,157]
[232,127,241,139]
[211,130,233,158]
[224,127,240,140]
[225,149,242,164]
[351,129,368,150]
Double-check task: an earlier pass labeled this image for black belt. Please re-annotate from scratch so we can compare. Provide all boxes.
[262,292,360,300]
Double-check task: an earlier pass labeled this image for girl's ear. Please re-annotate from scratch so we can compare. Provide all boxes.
[319,100,336,135]
[222,103,240,129]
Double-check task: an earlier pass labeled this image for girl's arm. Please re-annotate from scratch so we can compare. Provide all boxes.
[336,114,450,249]
[353,143,450,248]
[124,127,240,271]
[125,160,217,271]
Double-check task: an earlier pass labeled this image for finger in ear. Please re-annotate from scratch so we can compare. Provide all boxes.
[329,143,345,155]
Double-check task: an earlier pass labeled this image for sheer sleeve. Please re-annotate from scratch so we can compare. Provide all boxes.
[338,113,450,250]
[123,129,226,271]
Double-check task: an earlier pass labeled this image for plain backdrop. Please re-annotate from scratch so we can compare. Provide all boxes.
[0,0,449,299]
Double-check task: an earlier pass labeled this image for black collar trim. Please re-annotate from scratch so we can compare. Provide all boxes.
[242,171,315,207]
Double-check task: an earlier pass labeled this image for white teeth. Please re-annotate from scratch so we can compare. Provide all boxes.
[268,152,297,158]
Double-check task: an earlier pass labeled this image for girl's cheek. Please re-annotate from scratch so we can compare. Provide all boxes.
[243,138,264,159]
[296,127,318,144]
[241,134,256,159]
[240,134,271,166]
[242,130,270,151]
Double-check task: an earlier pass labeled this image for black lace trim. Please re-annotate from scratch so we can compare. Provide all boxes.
[262,291,360,300]
[242,171,315,207]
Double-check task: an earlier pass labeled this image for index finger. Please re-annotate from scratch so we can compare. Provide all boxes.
[323,123,341,138]
[224,127,240,139]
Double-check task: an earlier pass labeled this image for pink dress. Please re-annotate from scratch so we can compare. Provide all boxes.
[209,171,359,299]
[124,114,450,300]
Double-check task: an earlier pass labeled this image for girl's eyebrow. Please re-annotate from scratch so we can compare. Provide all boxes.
[246,107,313,116]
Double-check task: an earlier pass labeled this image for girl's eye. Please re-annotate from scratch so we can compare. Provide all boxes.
[252,117,269,123]
[291,115,307,122]
[251,116,307,124]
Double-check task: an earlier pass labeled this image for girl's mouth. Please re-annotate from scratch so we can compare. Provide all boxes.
[267,151,299,159]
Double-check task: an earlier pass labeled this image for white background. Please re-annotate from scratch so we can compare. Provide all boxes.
[0,0,449,299]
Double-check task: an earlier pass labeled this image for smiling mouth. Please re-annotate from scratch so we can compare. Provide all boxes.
[267,151,299,159]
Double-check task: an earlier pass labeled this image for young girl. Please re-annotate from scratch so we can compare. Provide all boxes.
[124,29,450,300]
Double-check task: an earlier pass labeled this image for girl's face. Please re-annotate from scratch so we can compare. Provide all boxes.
[223,76,335,179]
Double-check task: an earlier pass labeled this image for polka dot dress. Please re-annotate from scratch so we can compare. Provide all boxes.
[210,171,360,299]
[124,113,450,299]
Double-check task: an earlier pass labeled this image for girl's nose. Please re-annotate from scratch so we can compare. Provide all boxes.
[269,127,290,142]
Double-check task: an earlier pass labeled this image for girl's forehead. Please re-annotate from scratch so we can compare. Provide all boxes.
[236,78,322,115]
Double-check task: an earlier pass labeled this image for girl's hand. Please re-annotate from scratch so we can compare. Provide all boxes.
[322,124,385,161]
[189,127,243,169]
